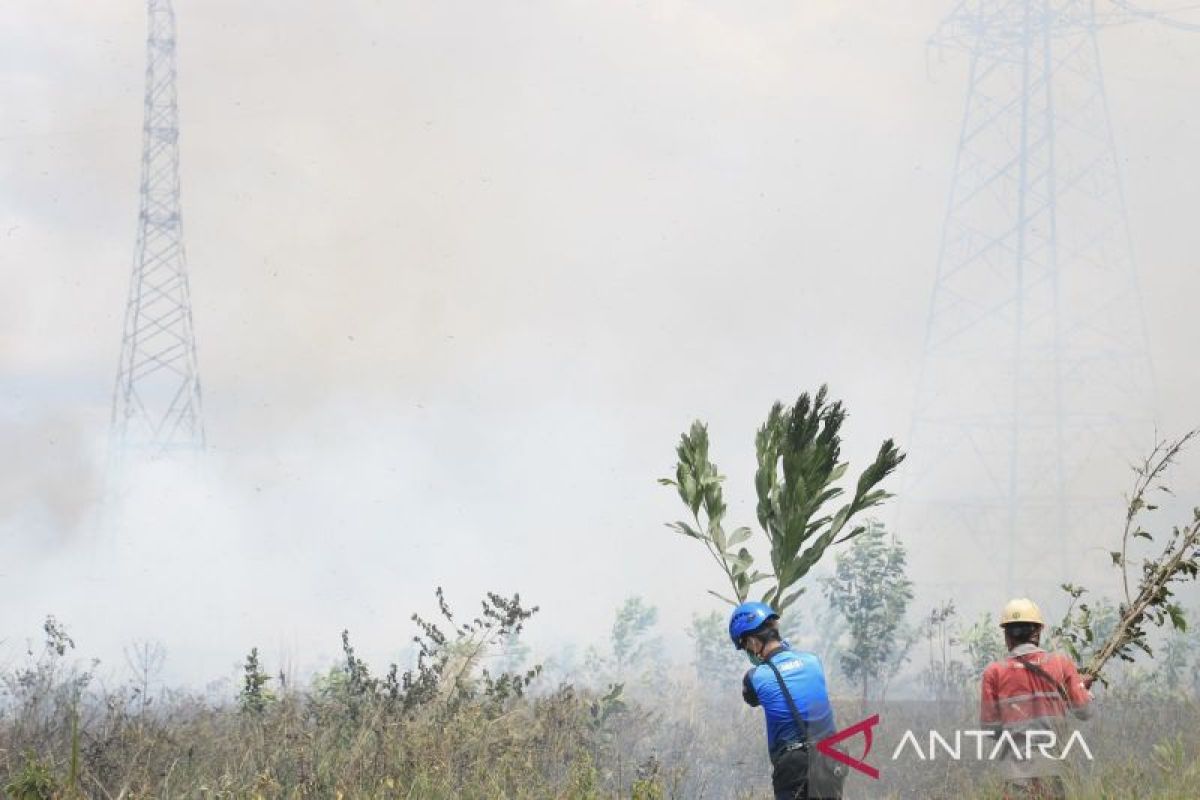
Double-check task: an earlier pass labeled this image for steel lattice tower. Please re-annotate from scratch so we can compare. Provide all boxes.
[111,0,205,462]
[907,0,1167,599]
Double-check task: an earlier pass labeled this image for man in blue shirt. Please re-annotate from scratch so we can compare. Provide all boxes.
[731,601,843,800]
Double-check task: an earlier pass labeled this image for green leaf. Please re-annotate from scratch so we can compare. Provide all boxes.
[776,587,806,612]
[732,547,754,574]
[707,589,738,606]
[1167,604,1187,632]
[680,474,700,512]
[668,521,704,540]
[727,527,753,548]
[710,521,727,552]
[833,523,867,546]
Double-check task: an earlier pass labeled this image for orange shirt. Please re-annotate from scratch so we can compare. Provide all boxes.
[980,644,1092,780]
[980,644,1091,731]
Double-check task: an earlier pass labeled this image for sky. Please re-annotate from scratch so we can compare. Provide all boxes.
[2,1,1199,685]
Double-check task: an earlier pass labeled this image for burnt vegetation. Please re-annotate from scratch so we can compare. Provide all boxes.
[4,431,1200,797]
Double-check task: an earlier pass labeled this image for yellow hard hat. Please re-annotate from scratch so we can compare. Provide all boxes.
[1000,598,1044,627]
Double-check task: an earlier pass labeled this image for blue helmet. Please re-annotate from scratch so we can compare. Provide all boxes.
[729,601,779,649]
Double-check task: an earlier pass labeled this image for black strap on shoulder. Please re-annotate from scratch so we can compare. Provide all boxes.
[1013,655,1070,703]
[763,651,810,746]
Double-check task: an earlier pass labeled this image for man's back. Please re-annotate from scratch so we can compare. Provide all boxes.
[747,648,837,759]
[980,643,1092,779]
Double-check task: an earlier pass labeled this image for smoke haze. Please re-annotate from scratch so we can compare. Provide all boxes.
[3,1,1199,685]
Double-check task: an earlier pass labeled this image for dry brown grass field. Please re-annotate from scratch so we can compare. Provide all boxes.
[3,625,1199,800]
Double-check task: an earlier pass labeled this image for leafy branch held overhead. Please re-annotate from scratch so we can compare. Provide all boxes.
[661,385,905,613]
[1053,430,1200,686]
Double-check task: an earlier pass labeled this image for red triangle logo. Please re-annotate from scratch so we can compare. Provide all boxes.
[816,713,880,779]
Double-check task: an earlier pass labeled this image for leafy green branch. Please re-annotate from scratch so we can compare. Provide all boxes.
[658,422,765,605]
[661,386,905,613]
[1053,430,1200,685]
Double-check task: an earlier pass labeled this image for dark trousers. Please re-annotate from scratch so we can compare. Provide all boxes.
[772,747,842,800]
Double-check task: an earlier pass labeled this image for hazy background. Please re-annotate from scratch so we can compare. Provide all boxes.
[2,0,1198,685]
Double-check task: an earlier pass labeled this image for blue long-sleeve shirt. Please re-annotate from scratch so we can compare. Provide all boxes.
[743,647,837,760]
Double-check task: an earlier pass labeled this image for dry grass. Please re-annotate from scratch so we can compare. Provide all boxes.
[3,633,1200,799]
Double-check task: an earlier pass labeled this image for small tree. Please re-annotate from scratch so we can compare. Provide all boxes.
[1154,618,1200,696]
[687,611,746,686]
[6,616,94,736]
[661,386,904,613]
[778,590,849,677]
[312,588,541,715]
[610,597,661,680]
[124,640,166,718]
[1054,430,1200,686]
[407,587,542,709]
[821,520,914,706]
[920,601,969,703]
[958,612,1005,679]
[239,647,274,715]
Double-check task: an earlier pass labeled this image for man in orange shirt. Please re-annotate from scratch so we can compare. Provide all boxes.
[980,598,1093,800]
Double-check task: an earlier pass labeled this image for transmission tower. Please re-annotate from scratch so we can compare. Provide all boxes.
[111,0,205,463]
[906,0,1189,599]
